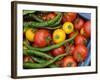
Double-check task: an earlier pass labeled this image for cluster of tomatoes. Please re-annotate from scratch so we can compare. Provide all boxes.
[25,12,91,67]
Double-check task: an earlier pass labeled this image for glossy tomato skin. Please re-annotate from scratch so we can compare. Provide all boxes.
[50,46,65,56]
[82,21,91,38]
[69,31,76,38]
[34,29,51,47]
[62,56,77,67]
[74,34,87,45]
[42,12,56,21]
[73,44,88,62]
[74,17,84,31]
[62,12,77,23]
[70,45,75,55]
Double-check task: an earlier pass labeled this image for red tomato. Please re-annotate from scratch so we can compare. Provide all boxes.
[74,17,84,31]
[62,56,77,67]
[74,34,87,45]
[70,45,75,55]
[50,46,65,56]
[81,21,91,38]
[69,31,76,38]
[62,12,77,23]
[34,29,51,47]
[73,44,88,62]
[42,12,56,21]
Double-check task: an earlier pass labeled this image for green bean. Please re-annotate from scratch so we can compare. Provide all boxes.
[50,15,62,27]
[42,25,61,30]
[31,56,58,67]
[29,14,44,22]
[23,10,36,15]
[23,49,53,59]
[24,32,78,52]
[48,64,58,68]
[23,13,62,28]
[23,53,67,69]
[31,56,46,63]
[31,57,58,68]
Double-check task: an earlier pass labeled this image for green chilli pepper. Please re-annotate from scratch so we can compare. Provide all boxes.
[24,32,78,52]
[50,15,62,27]
[31,57,59,68]
[29,14,44,22]
[23,10,36,15]
[23,53,67,69]
[23,12,62,28]
[31,56,46,63]
[23,49,53,59]
[43,25,61,30]
[48,64,58,68]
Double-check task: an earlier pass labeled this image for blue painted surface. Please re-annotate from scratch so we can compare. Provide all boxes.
[79,13,91,20]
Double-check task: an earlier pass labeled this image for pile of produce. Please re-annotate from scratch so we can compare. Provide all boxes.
[23,10,91,69]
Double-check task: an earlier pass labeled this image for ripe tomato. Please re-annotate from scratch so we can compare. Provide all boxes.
[42,12,56,21]
[74,34,87,45]
[69,31,76,38]
[80,21,91,38]
[69,45,75,55]
[74,17,84,31]
[50,46,65,56]
[62,56,77,67]
[62,12,77,23]
[34,29,51,47]
[73,44,88,62]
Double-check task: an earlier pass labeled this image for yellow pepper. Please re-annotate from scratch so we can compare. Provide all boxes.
[62,22,74,34]
[53,29,66,44]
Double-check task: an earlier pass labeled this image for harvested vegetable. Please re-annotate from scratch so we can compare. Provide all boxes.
[62,12,77,22]
[74,17,84,31]
[23,49,53,59]
[34,29,51,47]
[50,46,65,56]
[23,53,68,69]
[24,32,78,52]
[80,21,91,38]
[62,22,74,34]
[53,29,66,44]
[73,44,88,62]
[23,10,91,69]
[62,56,77,67]
[25,28,35,42]
[23,12,62,28]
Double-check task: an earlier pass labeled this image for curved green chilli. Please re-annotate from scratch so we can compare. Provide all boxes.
[29,14,44,22]
[23,53,67,69]
[23,12,62,28]
[23,49,53,59]
[24,32,78,52]
[42,25,61,30]
[31,56,46,63]
[23,10,36,15]
[48,64,58,68]
[50,16,62,27]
